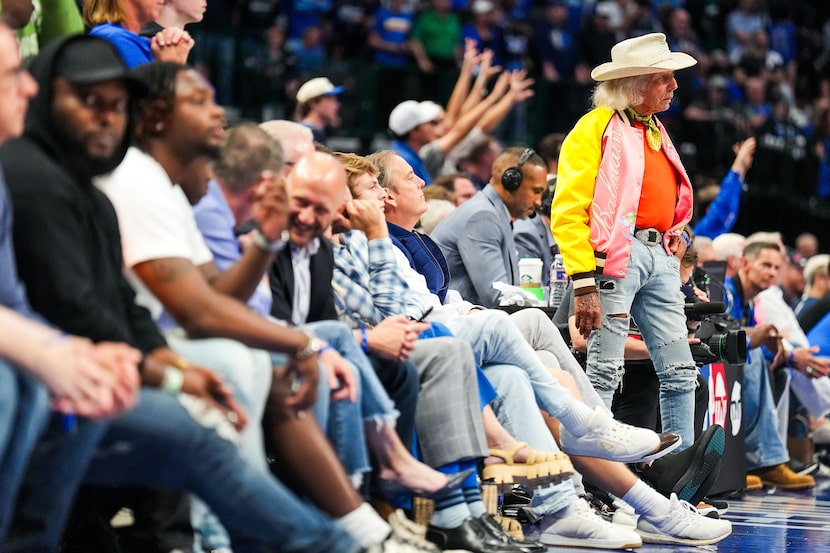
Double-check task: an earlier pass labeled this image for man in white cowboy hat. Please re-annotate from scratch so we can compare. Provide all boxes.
[552,33,700,459]
[295,76,344,145]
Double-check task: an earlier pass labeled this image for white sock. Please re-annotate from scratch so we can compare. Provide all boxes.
[621,479,671,519]
[337,503,391,546]
[556,400,596,436]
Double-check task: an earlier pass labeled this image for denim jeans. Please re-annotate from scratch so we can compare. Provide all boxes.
[166,334,273,475]
[588,239,697,448]
[0,360,50,539]
[304,320,401,478]
[743,352,789,470]
[446,310,579,420]
[508,308,606,410]
[485,363,578,517]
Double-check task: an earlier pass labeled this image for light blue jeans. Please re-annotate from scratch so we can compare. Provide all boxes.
[742,352,789,470]
[485,363,578,517]
[303,320,399,478]
[446,310,579,420]
[0,360,56,539]
[588,238,697,448]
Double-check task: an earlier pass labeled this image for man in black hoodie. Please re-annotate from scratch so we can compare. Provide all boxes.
[0,21,141,547]
[0,34,405,553]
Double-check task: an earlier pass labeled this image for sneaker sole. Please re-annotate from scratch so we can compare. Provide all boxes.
[632,434,683,463]
[674,425,725,504]
[539,535,642,549]
[482,455,574,486]
[637,527,732,546]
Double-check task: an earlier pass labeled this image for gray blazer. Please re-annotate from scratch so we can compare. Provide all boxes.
[431,185,518,308]
[513,214,556,288]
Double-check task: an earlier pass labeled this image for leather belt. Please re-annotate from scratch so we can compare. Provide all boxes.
[634,227,662,246]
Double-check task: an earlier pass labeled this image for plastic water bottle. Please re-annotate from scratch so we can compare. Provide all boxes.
[549,254,568,309]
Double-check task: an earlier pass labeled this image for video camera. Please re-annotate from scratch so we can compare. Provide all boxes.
[681,271,746,366]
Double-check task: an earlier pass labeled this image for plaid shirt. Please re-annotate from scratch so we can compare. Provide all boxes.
[332,230,411,328]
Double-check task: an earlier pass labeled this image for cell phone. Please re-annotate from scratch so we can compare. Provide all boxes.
[415,306,434,323]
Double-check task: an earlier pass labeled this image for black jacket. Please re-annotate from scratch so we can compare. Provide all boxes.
[269,238,338,323]
[0,35,166,354]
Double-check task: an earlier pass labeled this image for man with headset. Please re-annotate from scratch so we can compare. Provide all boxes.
[431,146,547,308]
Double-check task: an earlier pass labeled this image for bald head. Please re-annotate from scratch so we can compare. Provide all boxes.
[286,151,347,246]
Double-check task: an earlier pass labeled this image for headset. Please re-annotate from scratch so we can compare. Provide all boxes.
[501,148,535,191]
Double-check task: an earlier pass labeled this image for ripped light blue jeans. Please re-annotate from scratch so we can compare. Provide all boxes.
[587,238,697,448]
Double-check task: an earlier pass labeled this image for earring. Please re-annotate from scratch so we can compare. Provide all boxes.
[155,122,164,132]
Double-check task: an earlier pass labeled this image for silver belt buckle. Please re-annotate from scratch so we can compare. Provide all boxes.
[634,227,662,246]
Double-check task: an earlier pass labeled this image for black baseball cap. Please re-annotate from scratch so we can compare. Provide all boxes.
[54,35,143,88]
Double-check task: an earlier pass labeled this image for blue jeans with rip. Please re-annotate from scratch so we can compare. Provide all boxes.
[588,239,697,448]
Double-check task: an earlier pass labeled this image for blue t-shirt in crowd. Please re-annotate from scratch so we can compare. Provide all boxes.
[90,23,153,68]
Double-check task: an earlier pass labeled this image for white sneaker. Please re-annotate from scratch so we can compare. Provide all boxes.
[636,493,732,545]
[539,498,643,549]
[560,406,681,463]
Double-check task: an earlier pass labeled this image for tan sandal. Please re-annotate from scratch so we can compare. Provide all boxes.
[482,442,574,484]
[493,515,524,541]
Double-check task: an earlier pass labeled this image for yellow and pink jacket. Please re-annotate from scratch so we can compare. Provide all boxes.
[551,106,693,295]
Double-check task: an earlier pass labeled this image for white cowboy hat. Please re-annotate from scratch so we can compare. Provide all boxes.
[591,33,697,82]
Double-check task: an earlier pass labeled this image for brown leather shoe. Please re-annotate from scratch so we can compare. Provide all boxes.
[744,474,762,491]
[749,463,815,490]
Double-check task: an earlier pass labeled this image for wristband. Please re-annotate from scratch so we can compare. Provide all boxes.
[788,350,795,368]
[360,328,369,354]
[679,231,691,249]
[317,343,333,356]
[161,366,184,395]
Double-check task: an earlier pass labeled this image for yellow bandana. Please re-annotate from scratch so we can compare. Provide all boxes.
[626,108,662,151]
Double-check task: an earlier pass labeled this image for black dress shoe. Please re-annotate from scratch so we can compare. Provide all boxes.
[474,514,546,552]
[426,517,528,552]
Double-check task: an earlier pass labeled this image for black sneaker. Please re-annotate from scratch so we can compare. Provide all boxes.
[638,424,725,505]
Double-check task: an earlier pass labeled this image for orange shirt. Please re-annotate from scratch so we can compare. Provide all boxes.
[635,126,678,232]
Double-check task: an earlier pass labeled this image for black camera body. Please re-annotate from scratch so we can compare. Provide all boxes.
[683,287,747,366]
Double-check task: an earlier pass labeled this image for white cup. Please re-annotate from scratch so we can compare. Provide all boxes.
[518,258,543,288]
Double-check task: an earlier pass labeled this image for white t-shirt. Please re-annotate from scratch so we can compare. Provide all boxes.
[96,147,213,328]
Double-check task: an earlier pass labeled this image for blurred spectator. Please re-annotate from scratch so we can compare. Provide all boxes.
[725,0,766,65]
[463,0,506,68]
[241,24,299,121]
[810,105,830,200]
[189,0,238,108]
[293,24,327,76]
[625,0,662,38]
[418,198,456,234]
[664,6,703,59]
[739,76,771,133]
[578,3,617,71]
[683,75,745,177]
[458,134,501,190]
[534,0,589,84]
[369,0,416,130]
[330,0,376,60]
[796,232,819,260]
[693,137,756,240]
[432,172,478,205]
[295,76,344,145]
[410,0,462,104]
[796,253,830,317]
